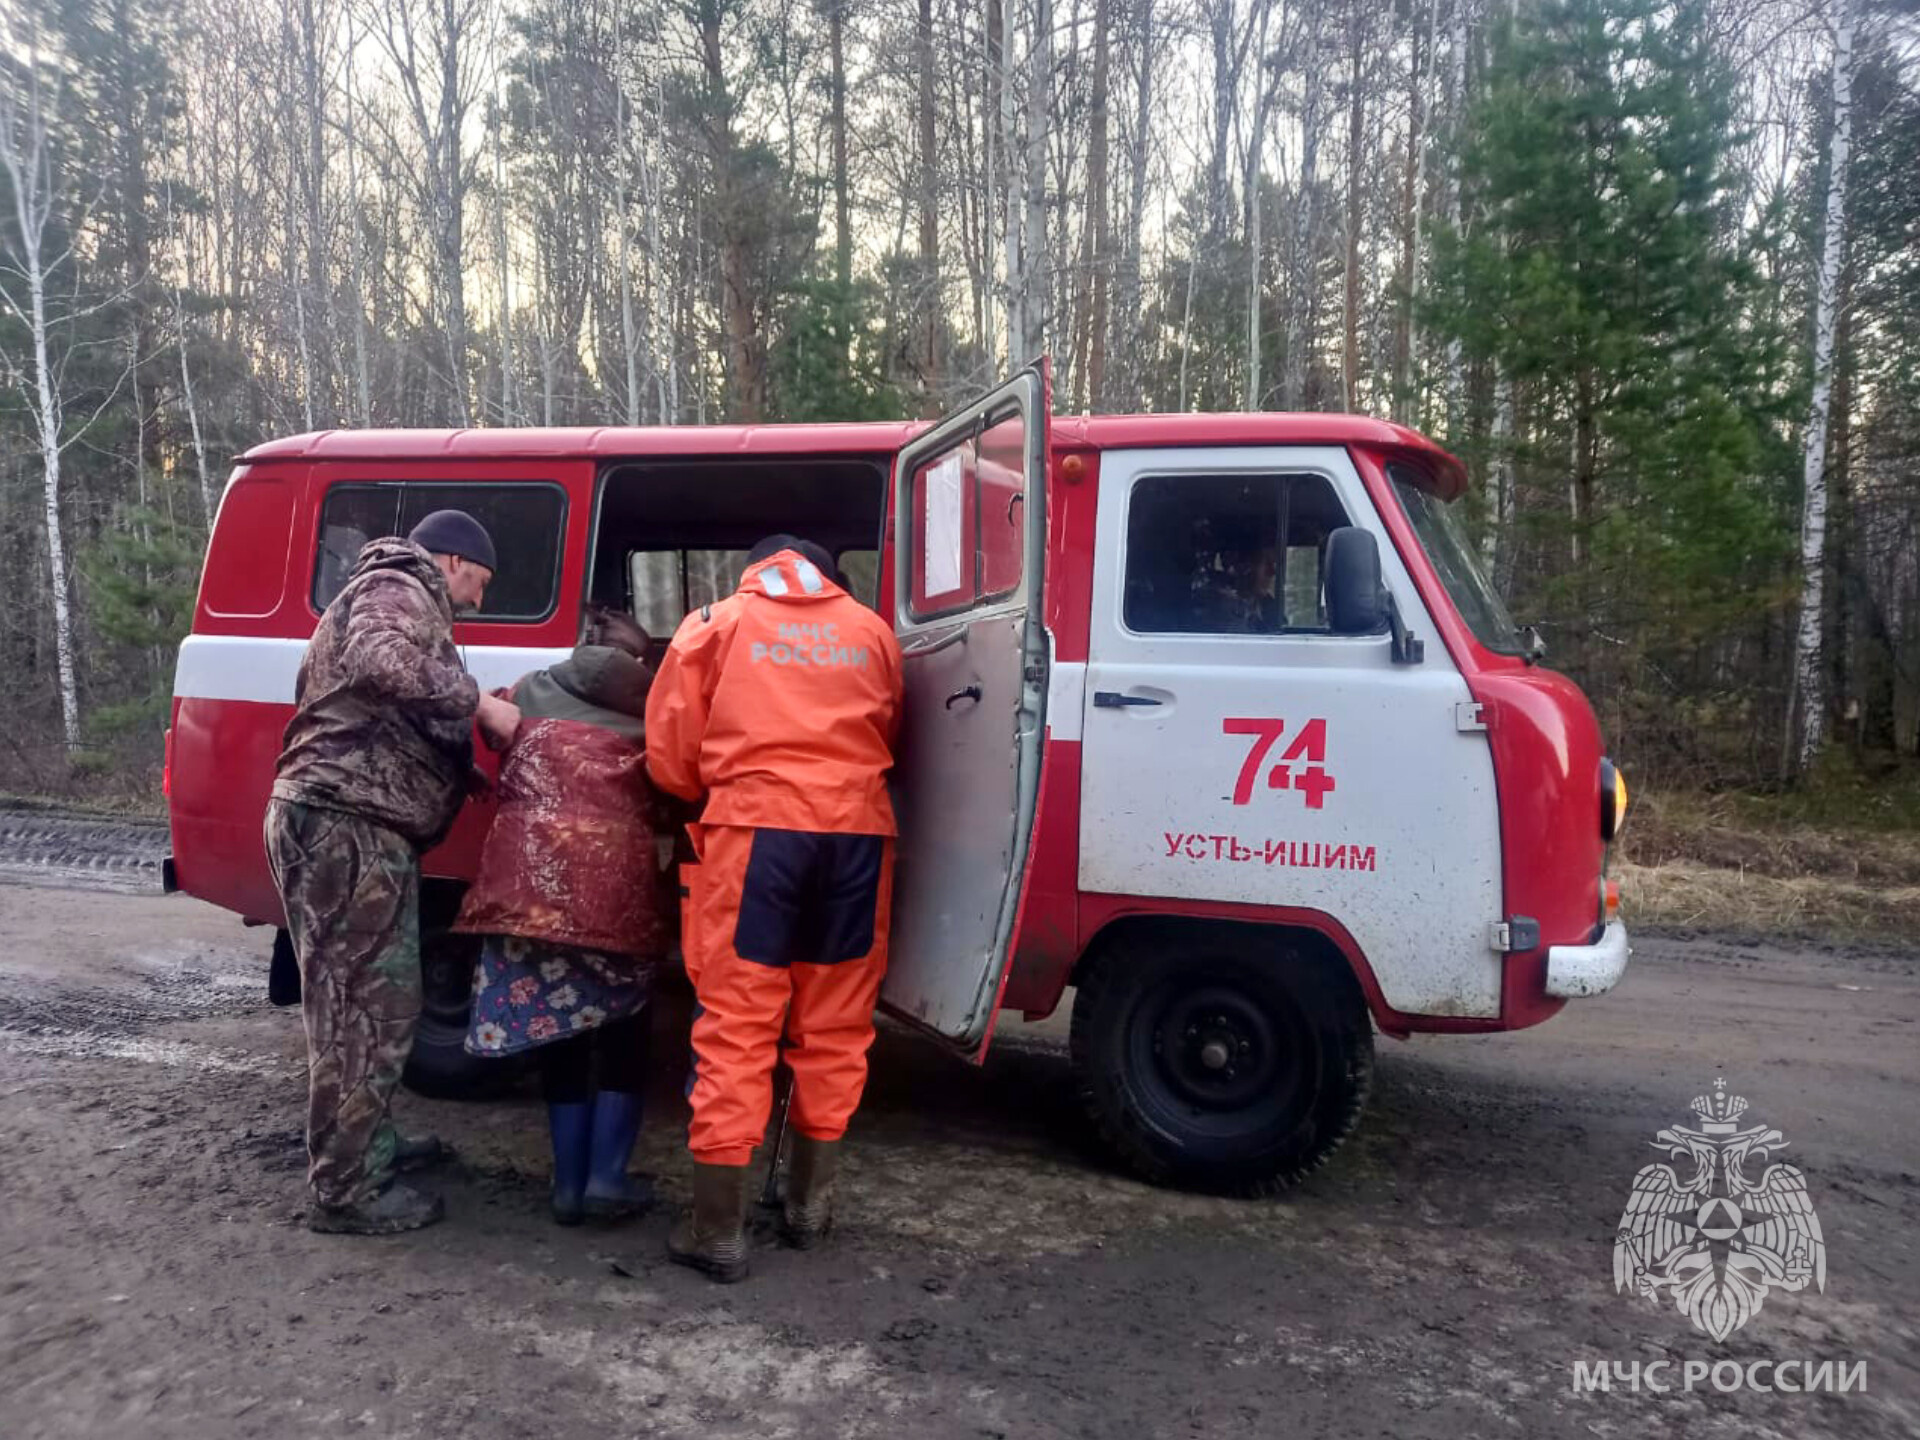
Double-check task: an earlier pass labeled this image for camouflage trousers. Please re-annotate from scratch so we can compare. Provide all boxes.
[264,799,422,1209]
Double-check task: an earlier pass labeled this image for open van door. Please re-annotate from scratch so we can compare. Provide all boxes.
[879,368,1050,1056]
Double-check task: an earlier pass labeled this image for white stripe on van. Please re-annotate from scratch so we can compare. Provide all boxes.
[171,634,571,706]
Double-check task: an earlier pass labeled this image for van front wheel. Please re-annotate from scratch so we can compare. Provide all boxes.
[1068,928,1373,1196]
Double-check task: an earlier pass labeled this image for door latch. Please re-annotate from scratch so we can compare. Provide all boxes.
[1093,692,1163,709]
[1455,701,1488,732]
[1489,916,1541,952]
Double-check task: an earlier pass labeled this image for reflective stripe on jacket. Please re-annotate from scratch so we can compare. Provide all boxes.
[645,550,904,836]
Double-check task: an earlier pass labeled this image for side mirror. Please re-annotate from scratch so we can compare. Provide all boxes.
[1325,527,1387,635]
[1324,526,1425,664]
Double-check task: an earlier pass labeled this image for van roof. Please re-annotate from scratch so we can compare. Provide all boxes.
[240,412,1466,496]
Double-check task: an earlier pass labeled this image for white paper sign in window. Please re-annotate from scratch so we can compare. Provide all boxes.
[924,452,965,598]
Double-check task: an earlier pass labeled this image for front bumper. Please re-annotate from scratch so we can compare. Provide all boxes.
[1544,919,1631,999]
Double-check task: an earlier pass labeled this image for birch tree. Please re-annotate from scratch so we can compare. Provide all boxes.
[0,23,84,748]
[1791,0,1857,772]
[367,0,493,424]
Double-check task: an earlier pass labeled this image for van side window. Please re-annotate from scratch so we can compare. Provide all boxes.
[1124,473,1351,636]
[836,549,879,608]
[626,549,751,636]
[907,403,1026,618]
[312,482,565,621]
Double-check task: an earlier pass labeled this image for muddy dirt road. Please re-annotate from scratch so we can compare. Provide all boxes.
[1,875,1915,1439]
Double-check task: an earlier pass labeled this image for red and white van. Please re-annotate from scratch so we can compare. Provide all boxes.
[166,368,1630,1194]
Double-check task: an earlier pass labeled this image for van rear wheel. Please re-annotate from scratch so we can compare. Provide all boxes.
[1069,928,1373,1196]
[402,915,526,1099]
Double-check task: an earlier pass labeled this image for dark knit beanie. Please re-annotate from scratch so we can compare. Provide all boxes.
[748,533,836,578]
[409,509,498,572]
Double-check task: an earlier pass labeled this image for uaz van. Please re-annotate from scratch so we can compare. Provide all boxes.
[166,367,1630,1194]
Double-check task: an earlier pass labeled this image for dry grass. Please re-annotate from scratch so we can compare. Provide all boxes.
[1616,859,1920,943]
[1619,790,1920,887]
[1618,787,1920,943]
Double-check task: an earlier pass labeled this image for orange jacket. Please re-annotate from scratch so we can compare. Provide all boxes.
[645,550,904,836]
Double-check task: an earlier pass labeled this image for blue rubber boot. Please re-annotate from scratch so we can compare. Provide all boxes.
[583,1090,654,1221]
[547,1101,592,1227]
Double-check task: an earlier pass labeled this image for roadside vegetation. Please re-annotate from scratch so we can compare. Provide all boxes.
[1618,762,1920,944]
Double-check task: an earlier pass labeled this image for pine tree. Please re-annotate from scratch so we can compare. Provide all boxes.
[1426,0,1796,688]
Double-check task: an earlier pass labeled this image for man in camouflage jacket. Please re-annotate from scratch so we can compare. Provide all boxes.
[265,511,519,1234]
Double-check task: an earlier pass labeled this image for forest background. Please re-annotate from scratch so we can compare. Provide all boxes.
[1,0,1917,886]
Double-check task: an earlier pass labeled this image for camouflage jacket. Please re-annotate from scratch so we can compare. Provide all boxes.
[272,538,480,850]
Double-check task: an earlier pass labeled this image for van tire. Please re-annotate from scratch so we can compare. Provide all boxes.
[402,910,526,1100]
[1069,928,1373,1196]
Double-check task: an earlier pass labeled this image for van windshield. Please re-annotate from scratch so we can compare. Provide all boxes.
[1387,464,1523,655]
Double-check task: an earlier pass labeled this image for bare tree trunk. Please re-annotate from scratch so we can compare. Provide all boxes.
[298,0,333,425]
[489,87,516,425]
[375,0,487,426]
[996,0,1026,363]
[1342,1,1364,412]
[1442,0,1470,433]
[829,0,853,377]
[1087,0,1111,409]
[1178,240,1198,410]
[614,19,640,428]
[1392,0,1426,424]
[1021,0,1050,364]
[175,284,214,524]
[1407,0,1437,422]
[917,0,941,404]
[1245,0,1273,411]
[1793,0,1856,772]
[1116,0,1153,408]
[1285,0,1325,410]
[0,30,82,746]
[344,16,374,426]
[293,283,317,431]
[1483,366,1512,579]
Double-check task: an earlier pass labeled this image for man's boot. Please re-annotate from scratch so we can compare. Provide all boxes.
[548,1102,592,1226]
[391,1131,454,1173]
[583,1090,654,1221]
[666,1162,750,1283]
[307,1180,444,1235]
[779,1135,841,1250]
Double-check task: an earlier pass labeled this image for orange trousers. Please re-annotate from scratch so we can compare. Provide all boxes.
[681,823,895,1167]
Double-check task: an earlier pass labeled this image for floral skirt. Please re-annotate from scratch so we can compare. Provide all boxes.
[465,935,656,1058]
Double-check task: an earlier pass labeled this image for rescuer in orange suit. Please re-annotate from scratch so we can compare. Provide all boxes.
[644,535,904,1283]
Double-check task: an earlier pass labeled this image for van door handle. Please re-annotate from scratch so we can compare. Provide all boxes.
[1093,691,1162,708]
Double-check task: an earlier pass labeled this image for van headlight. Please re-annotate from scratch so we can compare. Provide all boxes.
[1601,759,1628,842]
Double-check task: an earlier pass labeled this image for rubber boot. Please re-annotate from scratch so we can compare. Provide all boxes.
[547,1101,592,1227]
[666,1162,751,1283]
[583,1090,654,1221]
[780,1135,841,1250]
[308,1180,444,1236]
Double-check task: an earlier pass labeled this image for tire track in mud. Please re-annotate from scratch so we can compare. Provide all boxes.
[0,939,279,1077]
[0,808,171,895]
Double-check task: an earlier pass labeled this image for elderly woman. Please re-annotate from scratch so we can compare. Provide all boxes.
[454,609,667,1224]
